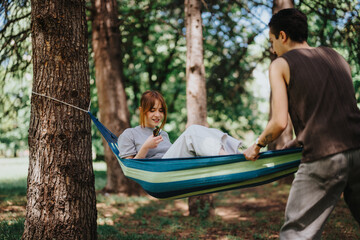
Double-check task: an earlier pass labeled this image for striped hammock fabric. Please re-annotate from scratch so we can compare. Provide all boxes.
[89,112,302,200]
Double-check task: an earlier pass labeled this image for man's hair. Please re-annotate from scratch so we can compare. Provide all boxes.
[269,8,308,43]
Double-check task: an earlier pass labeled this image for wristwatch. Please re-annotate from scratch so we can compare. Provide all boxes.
[255,138,266,148]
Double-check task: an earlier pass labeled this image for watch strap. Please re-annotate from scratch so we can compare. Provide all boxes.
[256,138,265,148]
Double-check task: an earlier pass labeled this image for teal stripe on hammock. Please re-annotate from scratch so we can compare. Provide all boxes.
[115,151,301,183]
[89,111,303,199]
[116,146,301,172]
[126,160,299,194]
[144,166,299,200]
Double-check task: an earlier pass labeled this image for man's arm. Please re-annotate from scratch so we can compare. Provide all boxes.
[243,57,290,161]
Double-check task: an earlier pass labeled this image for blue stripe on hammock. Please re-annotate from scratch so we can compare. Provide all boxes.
[89,112,302,172]
[117,147,302,172]
[89,111,302,199]
[127,159,300,194]
[145,171,296,199]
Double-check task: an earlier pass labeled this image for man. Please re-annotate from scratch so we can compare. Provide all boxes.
[243,8,360,239]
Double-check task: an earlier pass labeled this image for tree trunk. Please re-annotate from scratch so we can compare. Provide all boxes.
[267,0,294,151]
[185,0,214,218]
[185,0,207,127]
[91,0,143,194]
[272,0,294,13]
[24,0,97,239]
[268,0,295,185]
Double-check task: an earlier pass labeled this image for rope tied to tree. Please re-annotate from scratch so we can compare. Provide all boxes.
[31,91,91,113]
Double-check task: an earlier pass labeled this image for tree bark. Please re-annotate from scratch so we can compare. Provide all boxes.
[91,0,143,194]
[24,0,97,239]
[272,0,294,13]
[185,0,214,218]
[267,0,294,151]
[185,0,207,127]
[268,0,295,185]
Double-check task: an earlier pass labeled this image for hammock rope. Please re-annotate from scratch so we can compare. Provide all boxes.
[31,91,302,200]
[31,91,91,113]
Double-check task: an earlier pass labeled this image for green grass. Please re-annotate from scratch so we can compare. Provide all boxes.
[97,224,177,240]
[1,157,359,240]
[0,218,25,240]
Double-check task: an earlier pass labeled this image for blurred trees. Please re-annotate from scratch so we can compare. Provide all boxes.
[0,0,31,156]
[1,0,359,156]
[90,0,142,194]
[184,0,214,218]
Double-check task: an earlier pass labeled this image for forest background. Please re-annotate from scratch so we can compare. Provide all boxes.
[1,0,359,159]
[1,0,360,239]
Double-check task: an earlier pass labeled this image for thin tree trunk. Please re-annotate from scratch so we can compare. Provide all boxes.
[268,0,295,185]
[272,0,294,13]
[268,0,294,151]
[91,0,143,194]
[24,0,97,239]
[185,0,214,218]
[185,0,207,127]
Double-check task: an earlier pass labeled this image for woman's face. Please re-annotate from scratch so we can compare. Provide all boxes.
[145,99,164,128]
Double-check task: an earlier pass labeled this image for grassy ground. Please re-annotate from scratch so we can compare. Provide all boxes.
[0,158,359,240]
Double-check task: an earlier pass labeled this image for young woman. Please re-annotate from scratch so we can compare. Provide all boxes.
[117,90,242,159]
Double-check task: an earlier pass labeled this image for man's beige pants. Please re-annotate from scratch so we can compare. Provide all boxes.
[280,148,360,239]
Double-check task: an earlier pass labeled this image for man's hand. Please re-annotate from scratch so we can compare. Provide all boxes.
[243,144,261,161]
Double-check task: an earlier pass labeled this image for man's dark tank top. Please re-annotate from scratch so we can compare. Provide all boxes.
[281,46,360,162]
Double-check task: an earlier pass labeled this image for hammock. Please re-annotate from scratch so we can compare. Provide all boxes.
[89,112,302,200]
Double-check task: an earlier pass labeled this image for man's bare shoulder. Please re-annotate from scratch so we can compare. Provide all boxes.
[269,57,290,85]
[270,57,289,69]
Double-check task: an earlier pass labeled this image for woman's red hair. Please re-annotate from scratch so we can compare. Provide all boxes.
[139,90,167,129]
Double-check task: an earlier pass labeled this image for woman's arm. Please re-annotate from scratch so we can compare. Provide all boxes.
[118,128,164,159]
[132,135,163,159]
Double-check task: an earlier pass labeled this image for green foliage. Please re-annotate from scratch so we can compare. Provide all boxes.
[203,1,271,138]
[1,0,359,155]
[0,0,31,157]
[115,0,271,142]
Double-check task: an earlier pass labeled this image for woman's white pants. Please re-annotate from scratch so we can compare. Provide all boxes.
[162,125,242,158]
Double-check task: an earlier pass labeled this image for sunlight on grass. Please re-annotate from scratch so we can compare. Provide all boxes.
[0,159,28,204]
[0,158,29,181]
[1,157,359,239]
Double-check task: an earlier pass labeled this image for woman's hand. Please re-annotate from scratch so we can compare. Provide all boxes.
[134,135,163,159]
[142,135,163,150]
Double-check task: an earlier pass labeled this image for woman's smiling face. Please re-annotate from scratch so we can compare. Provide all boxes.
[145,99,164,128]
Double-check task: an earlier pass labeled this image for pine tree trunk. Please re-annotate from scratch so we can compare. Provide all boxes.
[24,0,97,239]
[268,0,294,151]
[185,0,214,218]
[91,0,143,195]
